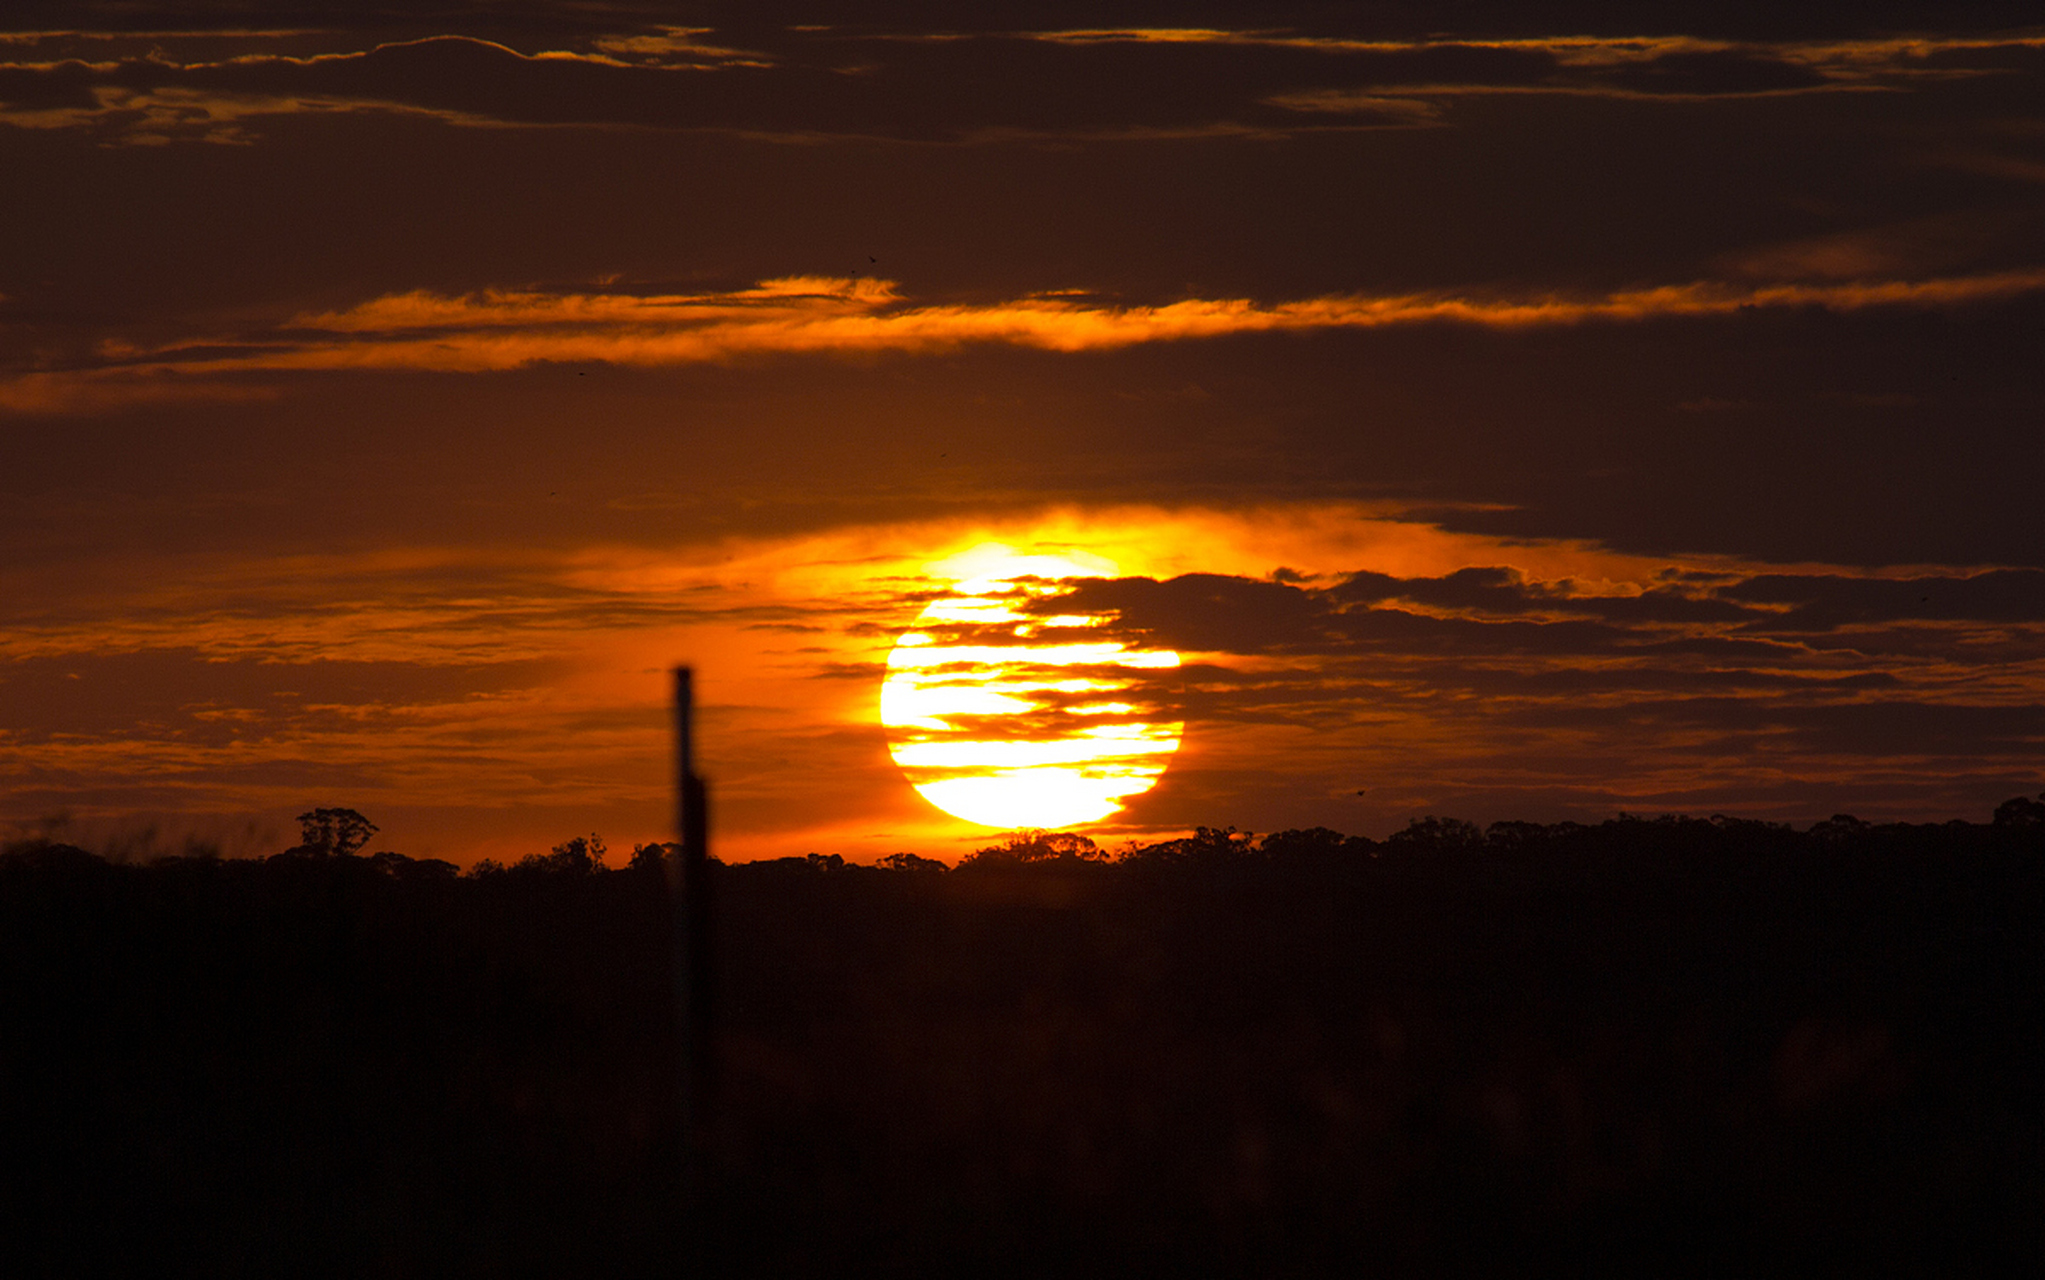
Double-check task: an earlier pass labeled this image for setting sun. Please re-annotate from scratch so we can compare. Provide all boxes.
[881,544,1182,829]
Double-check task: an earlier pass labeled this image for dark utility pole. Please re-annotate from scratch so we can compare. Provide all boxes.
[671,667,713,1152]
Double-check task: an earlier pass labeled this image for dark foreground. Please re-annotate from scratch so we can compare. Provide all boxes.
[4,807,2044,1277]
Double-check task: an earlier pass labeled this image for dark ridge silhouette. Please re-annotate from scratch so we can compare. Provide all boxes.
[3,800,2043,1277]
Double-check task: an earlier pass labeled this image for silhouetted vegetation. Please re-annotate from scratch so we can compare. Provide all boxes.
[4,800,2043,1276]
[283,806,381,858]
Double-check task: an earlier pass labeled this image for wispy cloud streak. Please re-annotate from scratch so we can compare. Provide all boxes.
[5,26,2044,144]
[9,268,2042,409]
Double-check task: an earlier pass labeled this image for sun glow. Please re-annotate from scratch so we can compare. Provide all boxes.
[881,544,1182,829]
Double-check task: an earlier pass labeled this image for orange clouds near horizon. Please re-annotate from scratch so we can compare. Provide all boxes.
[9,26,2045,150]
[9,268,2045,414]
[4,502,2041,868]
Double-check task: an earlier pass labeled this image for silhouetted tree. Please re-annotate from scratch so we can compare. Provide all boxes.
[1118,825,1256,865]
[876,852,948,873]
[960,830,1104,867]
[630,842,681,873]
[290,807,378,858]
[1994,793,2045,828]
[366,850,459,880]
[1483,819,1550,851]
[1386,815,1484,854]
[1809,813,1873,845]
[1707,813,1795,835]
[1259,827,1375,868]
[517,834,607,875]
[0,838,99,872]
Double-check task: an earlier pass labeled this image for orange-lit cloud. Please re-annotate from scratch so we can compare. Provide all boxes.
[0,32,772,145]
[7,26,2045,146]
[0,82,511,145]
[9,268,2043,412]
[182,271,2045,354]
[1017,29,2045,106]
[0,369,275,415]
[1035,28,2045,69]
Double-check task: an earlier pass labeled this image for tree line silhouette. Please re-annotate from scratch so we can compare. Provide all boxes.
[3,798,2042,1276]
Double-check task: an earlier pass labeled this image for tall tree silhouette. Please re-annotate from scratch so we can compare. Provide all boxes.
[292,807,378,857]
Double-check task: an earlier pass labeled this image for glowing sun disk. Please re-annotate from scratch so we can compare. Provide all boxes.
[882,544,1182,829]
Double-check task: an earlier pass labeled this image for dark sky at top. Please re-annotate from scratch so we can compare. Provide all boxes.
[3,2,2041,861]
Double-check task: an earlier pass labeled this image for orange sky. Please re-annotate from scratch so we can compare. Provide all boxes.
[6,500,2038,863]
[4,5,2043,863]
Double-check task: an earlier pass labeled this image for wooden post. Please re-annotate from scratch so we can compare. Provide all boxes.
[671,667,712,1152]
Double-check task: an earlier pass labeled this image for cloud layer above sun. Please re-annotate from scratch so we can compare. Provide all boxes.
[5,24,2045,146]
[10,267,2045,413]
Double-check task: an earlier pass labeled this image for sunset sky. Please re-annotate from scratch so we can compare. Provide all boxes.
[4,2,2043,864]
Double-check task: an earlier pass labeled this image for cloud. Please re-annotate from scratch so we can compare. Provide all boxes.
[1722,569,2045,630]
[1030,29,2045,106]
[0,649,568,745]
[206,271,2045,346]
[1501,697,2045,760]
[11,267,2045,412]
[0,369,275,414]
[0,81,511,145]
[7,26,2045,145]
[1029,565,2045,743]
[1252,90,1445,121]
[1004,561,2044,836]
[1724,209,2045,280]
[0,33,781,145]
